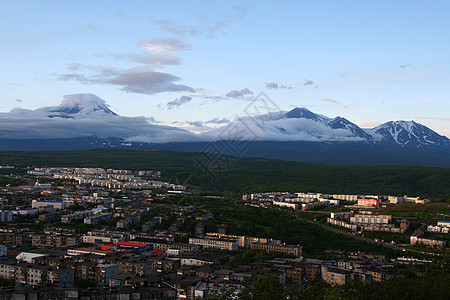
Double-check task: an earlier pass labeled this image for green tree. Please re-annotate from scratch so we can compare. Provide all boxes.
[0,276,14,286]
[75,279,96,288]
[239,275,286,300]
[203,285,237,300]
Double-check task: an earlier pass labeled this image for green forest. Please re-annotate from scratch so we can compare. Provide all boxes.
[0,149,449,200]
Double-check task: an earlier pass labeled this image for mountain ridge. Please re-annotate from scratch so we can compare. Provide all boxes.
[210,106,449,147]
[0,94,449,165]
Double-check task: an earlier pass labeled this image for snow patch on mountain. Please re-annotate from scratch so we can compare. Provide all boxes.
[50,93,117,116]
[280,107,329,122]
[370,120,449,146]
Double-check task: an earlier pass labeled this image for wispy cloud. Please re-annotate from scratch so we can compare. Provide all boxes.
[399,65,437,72]
[351,76,413,81]
[167,95,193,109]
[266,82,291,90]
[320,98,342,105]
[341,65,367,71]
[225,88,253,98]
[152,5,247,38]
[186,120,204,127]
[107,53,183,67]
[152,20,200,37]
[206,117,230,124]
[85,24,100,31]
[407,116,450,122]
[56,64,195,95]
[109,71,194,95]
[138,37,193,52]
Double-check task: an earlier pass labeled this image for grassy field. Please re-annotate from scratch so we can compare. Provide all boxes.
[380,203,450,222]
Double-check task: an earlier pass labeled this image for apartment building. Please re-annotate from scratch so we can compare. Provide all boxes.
[350,214,392,224]
[31,233,78,248]
[357,198,380,207]
[321,265,354,286]
[0,210,12,222]
[189,237,239,251]
[31,199,69,210]
[410,236,446,249]
[84,212,114,225]
[250,242,302,257]
[0,259,74,285]
[272,201,299,210]
[0,232,28,247]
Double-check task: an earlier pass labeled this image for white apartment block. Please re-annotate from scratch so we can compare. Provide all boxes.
[189,237,239,250]
[350,214,391,224]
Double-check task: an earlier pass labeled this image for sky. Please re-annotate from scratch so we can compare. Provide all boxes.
[1,0,449,136]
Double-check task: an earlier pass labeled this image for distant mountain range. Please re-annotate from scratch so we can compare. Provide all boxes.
[207,106,449,147]
[0,93,449,166]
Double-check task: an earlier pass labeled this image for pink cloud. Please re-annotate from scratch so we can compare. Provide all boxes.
[407,116,450,122]
[354,121,382,128]
[320,98,342,105]
[351,76,413,81]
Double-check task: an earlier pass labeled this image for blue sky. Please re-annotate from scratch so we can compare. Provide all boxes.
[1,0,449,136]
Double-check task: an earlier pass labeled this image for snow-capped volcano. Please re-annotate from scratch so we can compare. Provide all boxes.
[50,93,117,116]
[0,95,448,149]
[206,107,368,142]
[0,97,448,165]
[326,116,373,141]
[280,107,329,122]
[0,94,200,142]
[206,107,449,146]
[371,120,450,146]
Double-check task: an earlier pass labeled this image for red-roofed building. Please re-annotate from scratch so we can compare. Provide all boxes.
[150,250,166,256]
[114,241,153,252]
[100,244,115,251]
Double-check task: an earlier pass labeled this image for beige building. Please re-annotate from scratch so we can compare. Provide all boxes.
[321,266,353,286]
[250,242,302,257]
[189,237,238,250]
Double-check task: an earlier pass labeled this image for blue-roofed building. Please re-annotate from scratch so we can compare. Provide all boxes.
[428,221,450,234]
[437,220,450,227]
